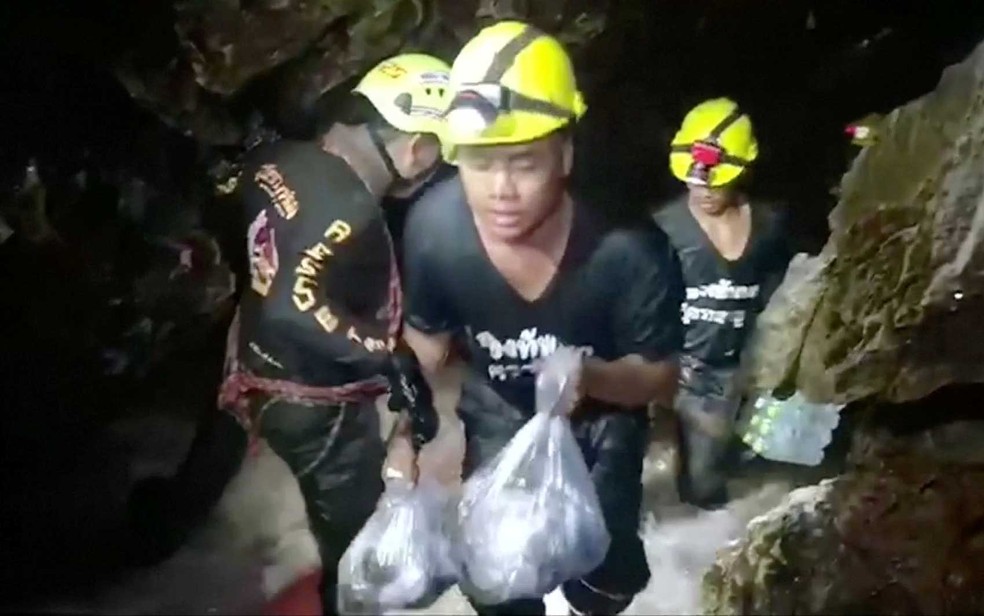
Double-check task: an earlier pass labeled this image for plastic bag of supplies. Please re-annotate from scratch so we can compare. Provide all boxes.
[456,346,611,604]
[337,477,458,614]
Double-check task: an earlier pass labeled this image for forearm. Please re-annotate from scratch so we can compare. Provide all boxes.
[386,325,459,455]
[405,326,465,422]
[582,353,680,408]
[404,324,456,378]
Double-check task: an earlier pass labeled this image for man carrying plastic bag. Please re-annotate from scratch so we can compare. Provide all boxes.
[456,347,612,605]
[389,21,684,615]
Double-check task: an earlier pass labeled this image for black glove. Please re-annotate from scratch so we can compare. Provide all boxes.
[385,348,439,452]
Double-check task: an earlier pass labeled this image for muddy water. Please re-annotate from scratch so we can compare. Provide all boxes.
[19,367,803,615]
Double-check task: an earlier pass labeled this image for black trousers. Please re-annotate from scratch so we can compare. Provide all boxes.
[459,391,650,616]
[252,396,385,616]
[673,386,741,510]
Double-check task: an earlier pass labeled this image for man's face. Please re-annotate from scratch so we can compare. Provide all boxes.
[456,134,572,243]
[687,182,740,216]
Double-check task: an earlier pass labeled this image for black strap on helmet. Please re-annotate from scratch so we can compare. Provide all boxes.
[368,125,403,179]
[368,123,439,191]
[366,92,441,188]
[484,24,545,83]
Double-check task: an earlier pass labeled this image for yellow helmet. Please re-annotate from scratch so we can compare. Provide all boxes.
[669,98,758,187]
[353,53,452,138]
[442,20,587,162]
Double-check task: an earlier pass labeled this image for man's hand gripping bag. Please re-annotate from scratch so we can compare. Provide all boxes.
[456,347,611,604]
[337,477,458,614]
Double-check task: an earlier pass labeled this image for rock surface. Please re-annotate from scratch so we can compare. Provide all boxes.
[113,0,611,145]
[746,38,984,404]
[702,411,984,616]
[708,38,984,616]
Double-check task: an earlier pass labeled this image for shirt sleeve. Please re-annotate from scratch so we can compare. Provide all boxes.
[609,222,685,361]
[401,178,462,334]
[244,148,395,371]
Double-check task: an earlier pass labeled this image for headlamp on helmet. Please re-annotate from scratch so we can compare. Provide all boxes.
[445,84,506,139]
[691,141,723,167]
[687,141,724,185]
[669,98,759,188]
[443,22,586,157]
[445,81,574,143]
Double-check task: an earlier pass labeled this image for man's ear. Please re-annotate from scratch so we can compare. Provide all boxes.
[408,133,440,172]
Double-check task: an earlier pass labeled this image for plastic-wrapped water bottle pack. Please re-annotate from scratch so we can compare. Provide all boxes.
[741,392,844,466]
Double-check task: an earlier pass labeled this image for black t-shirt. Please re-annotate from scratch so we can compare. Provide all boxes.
[652,195,792,370]
[403,176,683,418]
[236,140,395,387]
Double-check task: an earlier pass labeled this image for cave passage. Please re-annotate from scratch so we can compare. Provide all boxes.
[2,1,984,613]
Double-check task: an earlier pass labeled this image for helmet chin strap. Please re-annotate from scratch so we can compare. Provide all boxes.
[368,125,403,180]
[367,125,437,192]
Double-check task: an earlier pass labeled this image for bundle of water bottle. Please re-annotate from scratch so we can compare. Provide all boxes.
[679,356,845,468]
[739,391,845,466]
[337,347,610,615]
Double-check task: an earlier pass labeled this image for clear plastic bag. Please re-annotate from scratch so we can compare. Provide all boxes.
[456,347,612,604]
[337,477,458,614]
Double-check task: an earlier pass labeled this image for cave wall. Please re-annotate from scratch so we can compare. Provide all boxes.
[703,385,984,615]
[747,36,984,405]
[4,1,984,234]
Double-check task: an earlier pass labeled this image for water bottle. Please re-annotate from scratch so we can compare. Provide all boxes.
[742,393,844,466]
[765,403,798,463]
[786,400,827,466]
[741,398,777,456]
[771,410,796,462]
[821,404,842,431]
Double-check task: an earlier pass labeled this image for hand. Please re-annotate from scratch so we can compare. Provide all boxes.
[386,348,439,450]
[563,356,595,416]
[533,350,591,417]
[382,413,419,484]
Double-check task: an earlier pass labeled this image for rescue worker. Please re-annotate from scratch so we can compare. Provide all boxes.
[386,21,683,616]
[652,98,793,509]
[136,53,452,615]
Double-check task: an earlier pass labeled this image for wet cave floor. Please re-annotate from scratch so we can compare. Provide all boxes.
[1,340,846,616]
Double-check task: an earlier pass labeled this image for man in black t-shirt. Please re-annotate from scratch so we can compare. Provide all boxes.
[389,22,683,616]
[653,98,793,509]
[130,54,453,616]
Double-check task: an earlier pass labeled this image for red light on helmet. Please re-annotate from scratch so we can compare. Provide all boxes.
[845,124,871,140]
[691,141,723,167]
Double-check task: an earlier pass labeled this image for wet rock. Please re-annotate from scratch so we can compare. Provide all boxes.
[717,40,984,614]
[175,0,349,97]
[701,480,840,615]
[113,0,613,144]
[746,38,984,404]
[703,405,984,616]
[632,483,790,616]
